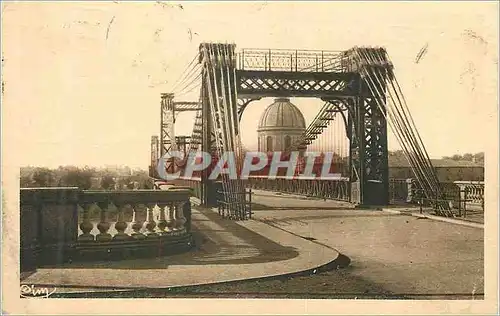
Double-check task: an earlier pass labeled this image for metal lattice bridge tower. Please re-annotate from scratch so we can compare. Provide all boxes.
[150,43,452,219]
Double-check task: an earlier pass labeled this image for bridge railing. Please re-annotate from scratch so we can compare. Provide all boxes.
[165,177,484,218]
[389,178,413,203]
[389,178,485,216]
[217,188,253,220]
[238,48,345,72]
[246,176,351,202]
[454,181,485,209]
[20,187,193,273]
[169,176,351,203]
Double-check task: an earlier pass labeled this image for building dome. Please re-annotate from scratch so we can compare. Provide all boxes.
[258,98,306,131]
[257,98,307,153]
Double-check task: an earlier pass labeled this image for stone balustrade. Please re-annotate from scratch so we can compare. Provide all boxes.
[20,187,193,273]
[389,179,485,213]
[454,181,485,211]
[78,189,190,241]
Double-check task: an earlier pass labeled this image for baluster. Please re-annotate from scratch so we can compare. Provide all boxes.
[130,203,146,239]
[480,186,485,210]
[113,202,130,240]
[166,202,176,232]
[175,201,187,231]
[143,203,158,237]
[96,201,112,242]
[345,181,349,202]
[78,202,95,242]
[156,202,168,235]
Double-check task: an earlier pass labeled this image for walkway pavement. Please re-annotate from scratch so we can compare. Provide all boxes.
[21,207,341,294]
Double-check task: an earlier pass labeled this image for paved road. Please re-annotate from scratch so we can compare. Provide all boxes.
[249,191,484,298]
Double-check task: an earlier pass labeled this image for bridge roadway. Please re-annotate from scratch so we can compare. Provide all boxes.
[25,188,483,298]
[247,189,484,298]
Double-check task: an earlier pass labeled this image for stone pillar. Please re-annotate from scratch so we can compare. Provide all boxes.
[183,200,192,232]
[406,178,415,203]
[78,202,95,242]
[130,203,146,239]
[21,187,80,267]
[175,201,187,231]
[113,203,130,240]
[156,203,168,235]
[166,202,176,232]
[144,203,158,237]
[96,201,112,242]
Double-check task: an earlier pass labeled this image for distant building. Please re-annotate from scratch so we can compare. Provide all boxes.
[388,156,484,181]
[257,98,306,153]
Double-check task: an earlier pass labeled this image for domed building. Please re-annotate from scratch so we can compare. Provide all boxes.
[257,98,306,152]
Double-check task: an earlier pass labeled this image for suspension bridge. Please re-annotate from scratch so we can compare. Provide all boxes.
[149,42,453,220]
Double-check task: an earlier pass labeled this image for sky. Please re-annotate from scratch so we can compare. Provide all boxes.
[2,1,498,169]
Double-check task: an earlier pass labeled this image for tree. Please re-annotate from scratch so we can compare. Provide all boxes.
[473,152,484,164]
[130,169,154,189]
[58,167,94,189]
[462,153,474,161]
[20,173,33,188]
[143,179,154,190]
[31,168,55,187]
[100,174,116,190]
[20,167,35,188]
[117,176,132,190]
[441,152,484,164]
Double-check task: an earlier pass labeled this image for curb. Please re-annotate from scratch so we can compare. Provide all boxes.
[381,208,484,229]
[49,251,351,298]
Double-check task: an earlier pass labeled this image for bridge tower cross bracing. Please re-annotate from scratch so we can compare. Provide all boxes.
[160,93,176,159]
[343,47,390,205]
[153,43,395,209]
[231,45,391,206]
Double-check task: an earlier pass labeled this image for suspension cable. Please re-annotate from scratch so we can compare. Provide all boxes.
[171,53,200,93]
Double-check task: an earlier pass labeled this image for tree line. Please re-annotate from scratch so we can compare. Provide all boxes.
[20,166,153,190]
[441,152,484,163]
[389,150,484,164]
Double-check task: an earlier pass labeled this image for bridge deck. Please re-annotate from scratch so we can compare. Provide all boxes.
[250,189,353,210]
[250,204,483,297]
